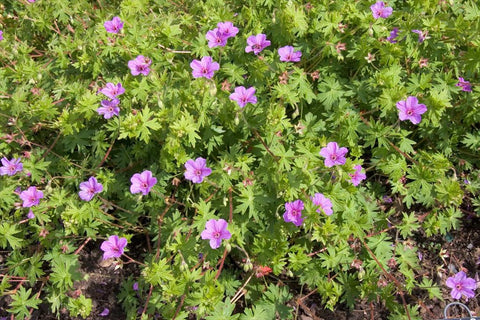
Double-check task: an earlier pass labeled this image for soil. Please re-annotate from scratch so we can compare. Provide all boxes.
[1,213,479,320]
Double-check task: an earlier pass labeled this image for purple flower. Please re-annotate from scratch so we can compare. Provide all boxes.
[229,86,257,108]
[27,210,35,219]
[319,142,348,167]
[128,55,152,76]
[184,157,212,183]
[100,235,127,260]
[217,22,239,39]
[78,177,103,201]
[396,96,427,124]
[19,186,44,208]
[99,308,110,317]
[133,282,139,291]
[283,200,304,226]
[278,46,302,62]
[412,29,429,43]
[446,271,477,300]
[130,170,157,195]
[27,0,36,3]
[0,31,3,41]
[387,27,399,43]
[99,82,125,99]
[104,16,123,34]
[245,34,271,55]
[206,28,227,48]
[370,1,393,19]
[190,56,220,79]
[311,193,333,216]
[456,77,472,92]
[97,99,120,119]
[200,218,231,249]
[0,157,23,176]
[349,165,367,186]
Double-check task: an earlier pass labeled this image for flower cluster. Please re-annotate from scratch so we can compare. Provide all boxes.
[97,82,125,119]
[205,21,239,48]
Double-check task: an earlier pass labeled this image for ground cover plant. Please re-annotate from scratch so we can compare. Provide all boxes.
[0,0,479,319]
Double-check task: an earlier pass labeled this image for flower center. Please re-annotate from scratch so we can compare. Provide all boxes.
[406,109,413,116]
[202,67,208,74]
[253,44,260,50]
[195,169,202,176]
[213,231,221,239]
[291,210,299,216]
[331,155,337,161]
[142,183,148,189]
[455,284,462,290]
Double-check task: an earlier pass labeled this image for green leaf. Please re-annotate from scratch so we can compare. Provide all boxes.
[0,223,23,250]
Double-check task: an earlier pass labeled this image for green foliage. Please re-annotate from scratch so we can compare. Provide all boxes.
[0,0,478,319]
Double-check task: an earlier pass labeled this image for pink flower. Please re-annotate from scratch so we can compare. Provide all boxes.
[78,177,103,201]
[27,0,36,3]
[311,193,333,215]
[27,210,35,219]
[396,96,427,124]
[201,219,231,249]
[278,46,302,62]
[0,157,23,176]
[130,170,157,195]
[283,200,304,226]
[128,55,152,76]
[319,142,348,167]
[190,56,220,79]
[206,28,227,48]
[349,165,367,186]
[184,157,212,183]
[370,1,393,19]
[446,271,477,300]
[412,29,429,43]
[97,99,120,119]
[217,22,239,39]
[0,31,3,41]
[229,86,257,108]
[19,186,44,207]
[456,77,472,92]
[104,16,124,34]
[99,83,125,99]
[245,34,271,55]
[100,235,127,260]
